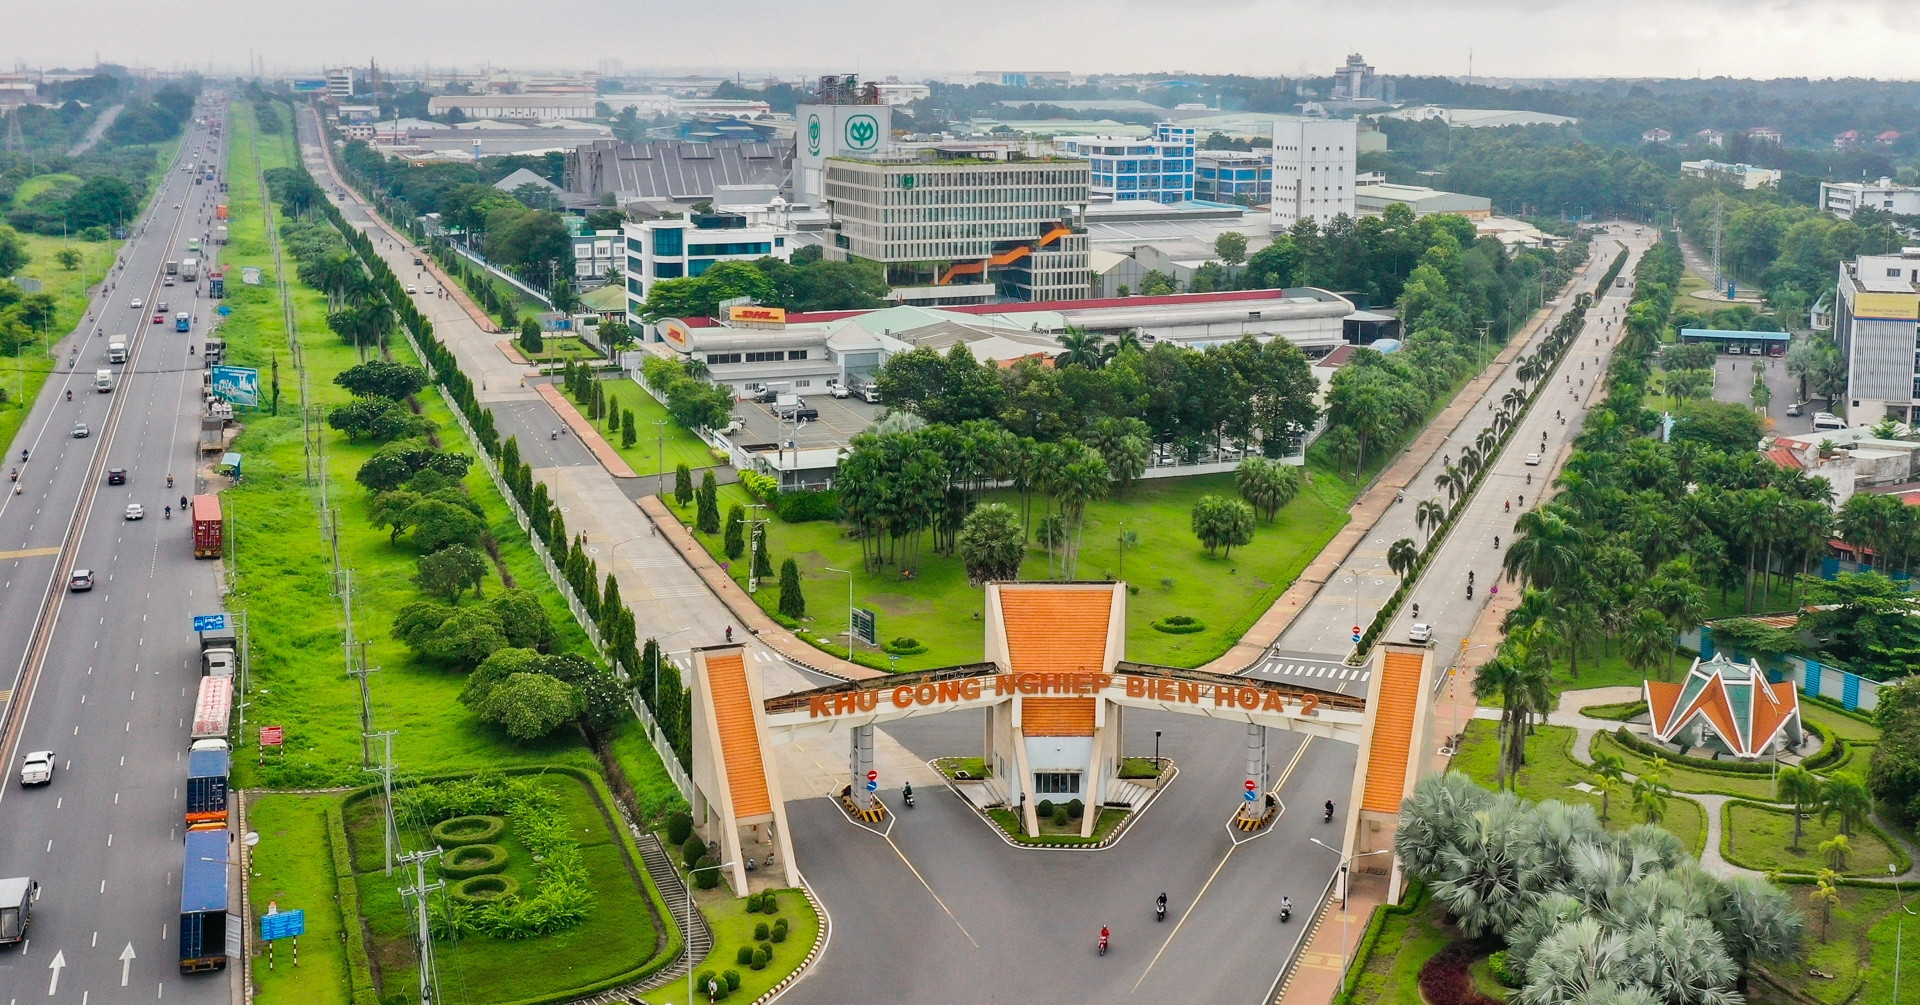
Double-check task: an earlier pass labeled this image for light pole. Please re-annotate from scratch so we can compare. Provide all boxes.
[1340,562,1383,650]
[824,567,856,660]
[687,859,735,1005]
[654,419,667,497]
[1154,730,1162,773]
[1309,839,1393,979]
[648,626,694,712]
[1895,862,1916,1004]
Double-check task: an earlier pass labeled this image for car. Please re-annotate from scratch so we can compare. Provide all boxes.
[130,298,142,309]
[406,285,417,294]
[1525,452,1541,466]
[412,256,424,266]
[1813,411,1847,431]
[71,423,88,438]
[1770,343,1786,357]
[791,407,820,421]
[1749,346,1763,355]
[152,313,164,324]
[124,503,144,521]
[830,384,851,398]
[163,276,175,286]
[158,301,170,312]
[18,751,54,787]
[1409,623,1433,644]
[1785,402,1803,417]
[68,569,93,591]
[106,468,126,485]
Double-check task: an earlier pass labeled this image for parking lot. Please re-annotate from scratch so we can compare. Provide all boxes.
[729,391,883,451]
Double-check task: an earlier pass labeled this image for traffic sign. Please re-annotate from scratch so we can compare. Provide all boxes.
[866,770,878,782]
[1244,789,1259,802]
[852,608,877,647]
[865,780,878,792]
[1352,632,1362,644]
[260,726,284,747]
[260,909,305,941]
[1244,779,1258,791]
[193,613,228,632]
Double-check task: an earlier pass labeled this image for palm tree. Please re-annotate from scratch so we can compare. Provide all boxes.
[1590,752,1627,822]
[1387,537,1419,580]
[1810,871,1842,942]
[1502,385,1528,414]
[1503,508,1584,590]
[1819,834,1851,872]
[1416,499,1445,544]
[1623,604,1671,682]
[1819,774,1873,838]
[1632,778,1669,824]
[1473,627,1556,788]
[1775,765,1821,852]
[1436,466,1461,506]
[1055,328,1105,369]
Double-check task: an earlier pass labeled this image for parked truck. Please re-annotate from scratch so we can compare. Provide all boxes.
[184,746,230,826]
[180,258,200,282]
[191,494,222,558]
[198,627,237,677]
[191,675,232,744]
[178,828,229,972]
[0,877,36,946]
[213,225,228,244]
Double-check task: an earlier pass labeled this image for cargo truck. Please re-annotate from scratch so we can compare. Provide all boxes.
[178,828,229,972]
[108,340,127,363]
[180,258,199,282]
[0,877,37,946]
[208,270,225,299]
[192,494,222,557]
[166,260,179,276]
[198,627,237,677]
[214,226,228,244]
[185,747,230,826]
[191,675,232,744]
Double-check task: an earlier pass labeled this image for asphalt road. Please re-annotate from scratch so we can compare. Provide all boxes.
[1711,350,1814,436]
[0,97,236,1004]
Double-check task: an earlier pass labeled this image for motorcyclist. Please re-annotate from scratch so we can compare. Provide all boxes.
[1156,893,1168,921]
[1281,895,1294,920]
[66,389,72,401]
[1099,927,1110,953]
[1324,799,1335,822]
[164,505,172,519]
[180,495,189,511]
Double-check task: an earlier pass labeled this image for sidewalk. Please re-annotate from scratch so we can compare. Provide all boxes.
[1273,869,1390,1005]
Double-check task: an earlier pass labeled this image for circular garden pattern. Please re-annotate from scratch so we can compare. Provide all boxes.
[430,814,506,847]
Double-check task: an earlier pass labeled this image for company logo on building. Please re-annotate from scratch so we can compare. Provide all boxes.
[806,114,822,156]
[844,113,879,151]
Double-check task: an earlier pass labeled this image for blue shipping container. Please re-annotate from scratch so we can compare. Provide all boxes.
[179,828,229,972]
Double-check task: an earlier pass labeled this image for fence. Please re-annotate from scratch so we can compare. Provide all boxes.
[1688,625,1882,713]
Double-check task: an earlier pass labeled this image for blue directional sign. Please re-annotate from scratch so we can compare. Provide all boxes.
[210,365,259,408]
[1244,789,1260,802]
[260,909,306,941]
[193,613,229,632]
[865,780,878,792]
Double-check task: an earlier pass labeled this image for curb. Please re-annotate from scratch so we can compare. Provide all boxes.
[537,384,638,478]
[936,760,1179,852]
[754,874,832,1005]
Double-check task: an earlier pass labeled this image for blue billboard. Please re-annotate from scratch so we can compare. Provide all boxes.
[210,365,259,408]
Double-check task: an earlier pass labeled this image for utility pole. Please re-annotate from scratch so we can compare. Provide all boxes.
[368,729,398,874]
[1710,193,1725,294]
[397,849,445,1005]
[346,632,377,767]
[653,419,667,497]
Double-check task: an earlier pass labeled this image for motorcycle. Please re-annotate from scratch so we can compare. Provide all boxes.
[65,390,72,401]
[1156,895,1167,923]
[167,474,174,488]
[1467,584,1474,600]
[1280,900,1293,923]
[1323,801,1335,823]
[1098,931,1109,957]
[902,784,915,809]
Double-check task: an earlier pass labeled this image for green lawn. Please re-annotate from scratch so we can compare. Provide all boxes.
[1722,802,1905,877]
[1451,721,1706,855]
[1800,703,1881,745]
[648,890,820,1005]
[668,467,1355,671]
[607,717,691,828]
[1587,732,1779,799]
[348,775,664,1005]
[248,794,352,1005]
[1341,895,1452,1005]
[520,335,602,364]
[9,172,81,207]
[591,378,721,478]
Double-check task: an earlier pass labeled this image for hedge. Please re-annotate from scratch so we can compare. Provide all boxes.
[440,843,510,878]
[1718,799,1913,876]
[773,488,839,523]
[1151,615,1207,635]
[326,802,381,1005]
[1608,725,1801,776]
[430,814,506,847]
[1332,881,1431,1005]
[451,873,523,903]
[1578,700,1647,721]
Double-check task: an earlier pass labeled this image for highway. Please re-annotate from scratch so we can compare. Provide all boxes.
[0,94,236,1004]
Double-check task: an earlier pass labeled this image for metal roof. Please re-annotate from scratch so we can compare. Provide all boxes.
[566,139,792,203]
[181,828,229,913]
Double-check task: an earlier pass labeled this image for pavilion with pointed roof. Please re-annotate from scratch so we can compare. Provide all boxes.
[1644,653,1803,759]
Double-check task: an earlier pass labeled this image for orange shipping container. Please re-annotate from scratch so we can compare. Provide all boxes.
[214,204,229,221]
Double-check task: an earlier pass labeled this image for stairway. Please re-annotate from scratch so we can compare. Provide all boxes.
[563,830,713,1004]
[1105,779,1153,808]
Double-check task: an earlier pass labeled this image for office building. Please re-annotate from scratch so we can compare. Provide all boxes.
[1833,249,1920,425]
[1329,53,1393,103]
[1271,119,1356,230]
[326,68,354,99]
[621,213,794,325]
[1194,150,1272,204]
[1053,123,1196,205]
[822,154,1091,304]
[795,75,894,208]
[1821,179,1920,220]
[571,227,621,283]
[1354,183,1492,219]
[1680,160,1780,190]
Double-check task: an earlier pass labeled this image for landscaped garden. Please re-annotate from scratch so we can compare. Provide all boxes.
[561,372,722,479]
[650,888,820,1005]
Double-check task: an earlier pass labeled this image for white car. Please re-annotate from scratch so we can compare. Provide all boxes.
[1524,452,1541,466]
[19,751,54,786]
[124,503,145,520]
[1409,623,1433,644]
[130,298,143,310]
[406,284,417,294]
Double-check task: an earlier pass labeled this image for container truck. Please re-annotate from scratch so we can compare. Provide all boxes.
[191,494,222,558]
[178,828,228,972]
[185,747,230,826]
[166,260,179,276]
[180,258,200,282]
[198,627,237,677]
[0,877,36,946]
[191,675,232,744]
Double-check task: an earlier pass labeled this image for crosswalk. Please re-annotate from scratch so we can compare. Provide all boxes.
[1240,654,1370,687]
[668,648,779,672]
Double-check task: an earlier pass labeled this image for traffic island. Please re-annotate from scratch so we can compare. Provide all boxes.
[941,759,1176,852]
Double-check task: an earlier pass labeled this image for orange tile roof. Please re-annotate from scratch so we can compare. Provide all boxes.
[1764,447,1804,470]
[706,651,773,819]
[1361,650,1424,814]
[1022,697,1096,736]
[1000,587,1113,675]
[1645,681,1684,734]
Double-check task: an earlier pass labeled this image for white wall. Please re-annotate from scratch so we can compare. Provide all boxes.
[1271,119,1357,230]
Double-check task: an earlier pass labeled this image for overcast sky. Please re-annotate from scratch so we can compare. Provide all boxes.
[8,0,1915,83]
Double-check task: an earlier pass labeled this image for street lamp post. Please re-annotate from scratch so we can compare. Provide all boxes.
[648,626,694,712]
[1894,863,1916,1004]
[1154,730,1162,772]
[654,419,668,497]
[824,567,856,660]
[687,859,735,1005]
[1309,839,1394,982]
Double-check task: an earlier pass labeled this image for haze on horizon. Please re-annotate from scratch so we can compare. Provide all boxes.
[5,0,1915,83]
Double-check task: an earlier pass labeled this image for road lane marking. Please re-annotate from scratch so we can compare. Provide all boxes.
[0,546,59,560]
[881,834,979,948]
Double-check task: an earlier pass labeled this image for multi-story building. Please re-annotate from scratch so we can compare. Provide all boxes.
[1271,119,1356,230]
[1329,53,1393,103]
[326,68,354,99]
[1194,150,1272,204]
[1821,179,1920,220]
[1053,123,1195,205]
[1833,249,1920,425]
[425,94,596,120]
[1680,160,1780,190]
[821,154,1091,304]
[571,228,620,283]
[620,213,793,326]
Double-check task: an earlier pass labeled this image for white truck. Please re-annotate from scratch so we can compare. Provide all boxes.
[0,877,36,945]
[108,340,127,363]
[180,257,200,282]
[94,368,113,393]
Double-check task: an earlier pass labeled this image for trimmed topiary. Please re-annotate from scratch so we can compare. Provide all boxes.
[666,811,694,847]
[723,969,741,991]
[1051,806,1070,827]
[695,856,722,889]
[883,637,929,656]
[745,892,763,913]
[449,874,520,904]
[1067,798,1085,820]
[760,891,778,914]
[1151,615,1207,635]
[735,945,755,966]
[754,921,770,941]
[438,843,509,879]
[770,918,789,943]
[682,833,706,869]
[429,814,505,847]
[751,945,771,970]
[1037,799,1055,818]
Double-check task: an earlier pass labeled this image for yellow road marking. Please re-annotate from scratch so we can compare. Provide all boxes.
[0,547,60,561]
[884,835,979,948]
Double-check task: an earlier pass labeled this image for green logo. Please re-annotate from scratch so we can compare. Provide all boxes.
[845,113,879,151]
[806,114,822,156]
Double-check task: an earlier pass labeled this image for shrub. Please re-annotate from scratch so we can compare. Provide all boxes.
[770,918,789,943]
[735,945,755,966]
[1151,615,1207,635]
[884,637,928,656]
[751,945,771,970]
[694,971,716,998]
[1067,798,1085,820]
[449,874,521,904]
[754,921,770,941]
[666,811,694,846]
[724,969,741,991]
[760,891,778,914]
[739,469,779,502]
[695,855,722,889]
[438,843,509,879]
[1037,799,1055,818]
[1488,950,1521,988]
[1051,806,1070,827]
[745,892,763,913]
[774,488,839,522]
[1418,939,1501,1005]
[429,815,506,847]
[682,833,706,869]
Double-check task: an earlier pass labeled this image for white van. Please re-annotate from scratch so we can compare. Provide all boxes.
[94,369,113,393]
[1812,412,1846,431]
